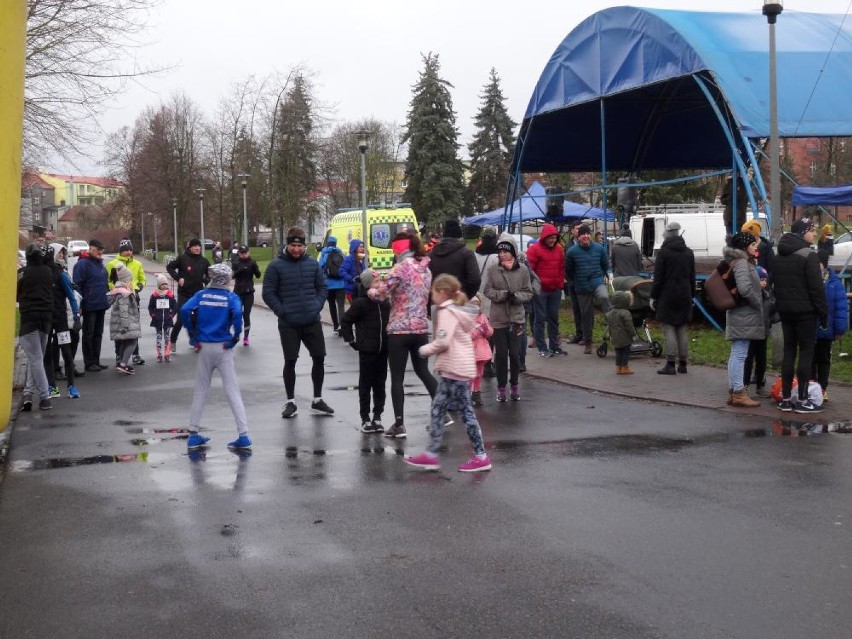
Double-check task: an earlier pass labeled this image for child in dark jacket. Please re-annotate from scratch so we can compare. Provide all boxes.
[606,290,636,375]
[340,269,390,433]
[812,251,849,401]
[149,274,178,362]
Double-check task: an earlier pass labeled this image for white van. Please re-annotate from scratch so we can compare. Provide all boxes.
[629,204,764,258]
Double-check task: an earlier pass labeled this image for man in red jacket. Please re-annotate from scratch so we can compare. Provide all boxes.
[526,223,566,357]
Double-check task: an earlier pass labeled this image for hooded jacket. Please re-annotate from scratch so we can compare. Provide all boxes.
[481,233,534,328]
[106,253,146,292]
[772,232,827,321]
[722,246,764,341]
[816,267,848,340]
[17,249,54,335]
[418,299,477,381]
[167,249,210,298]
[610,235,643,277]
[108,268,142,340]
[231,255,261,295]
[525,223,564,292]
[148,287,177,330]
[73,251,110,312]
[606,290,635,349]
[339,239,366,296]
[471,311,495,362]
[262,246,327,328]
[428,238,481,299]
[650,235,696,326]
[368,253,432,334]
[319,238,346,290]
[180,286,243,344]
[339,291,390,353]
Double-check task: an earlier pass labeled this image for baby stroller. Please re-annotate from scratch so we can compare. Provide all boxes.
[597,276,662,358]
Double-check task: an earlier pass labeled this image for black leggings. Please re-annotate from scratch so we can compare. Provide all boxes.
[283,357,324,400]
[811,338,833,391]
[239,292,254,330]
[781,316,817,401]
[387,333,437,425]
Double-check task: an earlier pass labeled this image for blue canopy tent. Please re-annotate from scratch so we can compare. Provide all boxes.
[792,185,852,207]
[506,7,852,233]
[464,180,616,226]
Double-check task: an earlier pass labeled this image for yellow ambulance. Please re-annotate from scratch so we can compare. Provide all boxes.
[325,206,420,270]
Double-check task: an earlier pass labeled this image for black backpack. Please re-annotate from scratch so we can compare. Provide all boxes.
[324,249,344,278]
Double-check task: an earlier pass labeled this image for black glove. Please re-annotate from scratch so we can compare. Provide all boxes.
[72,314,82,332]
[818,318,828,331]
[506,292,517,304]
[346,340,358,351]
[224,334,240,350]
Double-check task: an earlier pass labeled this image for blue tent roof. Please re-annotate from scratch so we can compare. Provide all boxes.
[463,180,615,226]
[517,7,852,173]
[792,184,852,207]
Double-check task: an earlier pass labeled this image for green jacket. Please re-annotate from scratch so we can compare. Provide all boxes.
[106,254,146,292]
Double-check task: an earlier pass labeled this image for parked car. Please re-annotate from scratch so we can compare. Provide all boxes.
[829,231,852,267]
[67,240,89,256]
[203,238,216,250]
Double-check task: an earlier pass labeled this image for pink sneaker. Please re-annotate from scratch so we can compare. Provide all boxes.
[458,455,492,473]
[404,452,440,471]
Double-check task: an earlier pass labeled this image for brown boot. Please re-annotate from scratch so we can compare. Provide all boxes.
[730,388,760,408]
[620,366,634,375]
[584,341,593,355]
[726,389,733,406]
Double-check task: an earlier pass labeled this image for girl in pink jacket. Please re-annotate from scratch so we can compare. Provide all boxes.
[405,274,491,473]
[469,293,494,407]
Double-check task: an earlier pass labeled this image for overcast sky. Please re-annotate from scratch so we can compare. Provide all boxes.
[59,0,852,175]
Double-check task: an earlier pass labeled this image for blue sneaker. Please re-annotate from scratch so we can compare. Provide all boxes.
[227,434,253,450]
[187,433,211,450]
[67,385,81,399]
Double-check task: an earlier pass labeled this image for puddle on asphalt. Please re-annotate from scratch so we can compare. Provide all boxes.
[11,452,149,471]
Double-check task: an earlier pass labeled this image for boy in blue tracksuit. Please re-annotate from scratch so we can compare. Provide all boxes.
[181,263,252,451]
[812,250,849,401]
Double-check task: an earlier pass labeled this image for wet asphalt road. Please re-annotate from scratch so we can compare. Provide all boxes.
[1,300,851,638]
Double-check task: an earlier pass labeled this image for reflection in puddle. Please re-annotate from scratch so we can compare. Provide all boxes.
[746,420,852,438]
[11,452,149,471]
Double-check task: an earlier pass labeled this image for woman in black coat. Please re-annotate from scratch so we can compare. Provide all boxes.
[650,222,696,375]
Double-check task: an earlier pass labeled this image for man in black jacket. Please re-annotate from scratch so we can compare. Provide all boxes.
[772,217,828,413]
[167,238,210,350]
[428,219,480,300]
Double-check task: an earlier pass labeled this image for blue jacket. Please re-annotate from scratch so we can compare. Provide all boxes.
[262,247,327,327]
[817,269,849,340]
[319,242,346,290]
[180,287,243,344]
[72,253,110,312]
[565,242,610,294]
[339,239,366,296]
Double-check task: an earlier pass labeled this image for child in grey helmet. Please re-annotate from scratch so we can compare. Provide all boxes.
[181,263,252,451]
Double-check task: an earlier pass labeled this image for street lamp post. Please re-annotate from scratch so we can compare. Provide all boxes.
[141,211,146,255]
[196,188,206,253]
[150,212,158,261]
[763,0,783,241]
[172,197,178,253]
[238,173,250,247]
[356,131,370,266]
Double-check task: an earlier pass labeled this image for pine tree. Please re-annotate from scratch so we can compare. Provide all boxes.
[402,53,465,228]
[467,68,517,213]
[273,75,317,231]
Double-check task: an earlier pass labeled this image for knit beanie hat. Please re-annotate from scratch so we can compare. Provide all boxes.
[730,231,756,251]
[359,269,378,289]
[496,240,516,257]
[187,238,202,248]
[115,263,133,285]
[741,220,762,238]
[208,263,232,289]
[156,273,169,288]
[443,219,463,238]
[791,217,814,236]
[756,266,768,280]
[118,239,133,253]
[821,224,833,236]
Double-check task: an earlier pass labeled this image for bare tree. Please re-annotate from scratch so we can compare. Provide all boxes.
[25,0,163,164]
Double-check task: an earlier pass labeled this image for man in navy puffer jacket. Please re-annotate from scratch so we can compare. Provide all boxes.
[262,226,334,419]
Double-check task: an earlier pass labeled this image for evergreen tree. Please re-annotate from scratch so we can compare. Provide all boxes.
[273,75,317,232]
[467,68,516,213]
[402,53,465,228]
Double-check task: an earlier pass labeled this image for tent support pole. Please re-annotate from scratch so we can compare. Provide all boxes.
[693,74,759,229]
[600,99,608,242]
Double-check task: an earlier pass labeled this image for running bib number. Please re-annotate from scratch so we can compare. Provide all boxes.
[156,298,170,309]
[57,331,71,345]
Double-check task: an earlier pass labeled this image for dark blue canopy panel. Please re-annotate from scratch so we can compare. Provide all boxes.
[792,184,852,206]
[517,7,852,173]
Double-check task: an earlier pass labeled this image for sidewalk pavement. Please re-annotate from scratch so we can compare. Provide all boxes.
[136,254,851,422]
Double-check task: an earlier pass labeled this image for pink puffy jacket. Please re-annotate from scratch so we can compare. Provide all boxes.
[471,312,494,363]
[419,300,477,381]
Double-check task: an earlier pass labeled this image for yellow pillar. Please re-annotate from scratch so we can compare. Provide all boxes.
[0,2,27,432]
